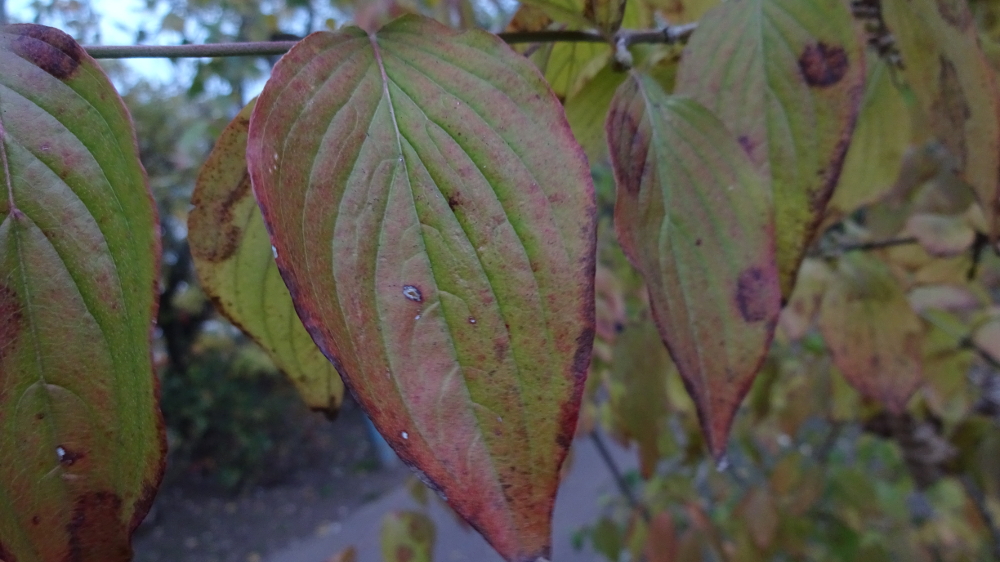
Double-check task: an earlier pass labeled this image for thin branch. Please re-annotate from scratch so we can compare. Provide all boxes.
[811,236,919,258]
[82,24,698,59]
[590,431,651,522]
[961,475,1000,560]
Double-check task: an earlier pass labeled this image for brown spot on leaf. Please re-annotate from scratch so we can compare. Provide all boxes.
[798,42,849,88]
[197,171,252,262]
[0,285,24,362]
[446,192,462,209]
[66,491,130,562]
[493,340,508,362]
[7,24,84,80]
[735,267,774,323]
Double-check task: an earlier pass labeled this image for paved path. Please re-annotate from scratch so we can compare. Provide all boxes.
[266,435,636,562]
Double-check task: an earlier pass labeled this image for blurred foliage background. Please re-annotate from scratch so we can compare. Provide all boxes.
[7,0,1000,560]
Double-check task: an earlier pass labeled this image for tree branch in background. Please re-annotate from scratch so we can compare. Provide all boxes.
[82,23,698,59]
[590,431,651,522]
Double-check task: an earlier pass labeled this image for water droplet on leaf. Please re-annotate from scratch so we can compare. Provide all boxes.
[402,285,422,302]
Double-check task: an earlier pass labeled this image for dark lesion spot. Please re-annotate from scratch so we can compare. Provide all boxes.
[735,266,776,323]
[5,24,85,80]
[66,491,130,562]
[607,102,649,197]
[395,545,414,562]
[446,192,462,210]
[0,284,24,362]
[930,56,971,168]
[936,0,973,29]
[191,171,252,263]
[798,42,849,88]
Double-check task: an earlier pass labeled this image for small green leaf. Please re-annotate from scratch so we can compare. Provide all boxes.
[606,73,780,458]
[0,24,164,562]
[518,0,597,29]
[675,0,866,297]
[247,15,596,562]
[827,56,915,224]
[565,62,628,162]
[188,99,344,415]
[818,252,923,412]
[381,511,435,562]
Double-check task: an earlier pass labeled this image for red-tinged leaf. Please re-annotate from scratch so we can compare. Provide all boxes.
[247,16,596,562]
[883,0,1000,237]
[188,99,345,415]
[818,252,924,413]
[606,73,780,459]
[0,24,164,562]
[675,0,865,297]
[381,511,435,562]
[325,545,357,562]
[644,511,678,562]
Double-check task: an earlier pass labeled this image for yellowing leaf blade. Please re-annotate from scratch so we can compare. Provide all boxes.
[188,99,344,414]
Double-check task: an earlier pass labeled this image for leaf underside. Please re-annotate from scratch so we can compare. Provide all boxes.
[675,0,865,298]
[188,99,345,415]
[247,16,596,562]
[607,73,780,459]
[0,24,164,562]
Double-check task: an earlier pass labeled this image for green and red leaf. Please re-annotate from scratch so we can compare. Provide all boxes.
[0,24,164,562]
[188,99,345,415]
[818,252,924,412]
[247,16,596,562]
[381,511,436,562]
[606,73,780,458]
[675,0,865,297]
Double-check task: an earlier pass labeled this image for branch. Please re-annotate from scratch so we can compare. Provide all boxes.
[590,431,651,522]
[810,236,919,258]
[82,24,698,59]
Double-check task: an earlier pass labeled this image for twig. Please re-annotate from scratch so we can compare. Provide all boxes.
[811,236,919,258]
[82,24,698,59]
[590,431,651,522]
[961,474,1000,560]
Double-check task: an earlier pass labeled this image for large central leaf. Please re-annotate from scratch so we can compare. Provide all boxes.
[246,15,596,562]
[0,24,163,562]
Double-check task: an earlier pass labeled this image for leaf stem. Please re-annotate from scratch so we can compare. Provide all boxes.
[82,24,698,59]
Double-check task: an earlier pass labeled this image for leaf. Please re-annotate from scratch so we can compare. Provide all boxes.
[883,0,1000,236]
[565,63,628,162]
[606,73,780,458]
[607,321,673,478]
[818,252,923,412]
[654,0,721,24]
[247,16,596,562]
[644,512,678,562]
[904,213,975,257]
[585,0,627,35]
[778,258,831,341]
[381,510,435,562]
[518,0,597,29]
[675,0,865,297]
[739,486,779,551]
[972,318,1000,364]
[325,545,358,562]
[506,1,611,100]
[188,99,344,415]
[0,24,164,562]
[826,56,915,224]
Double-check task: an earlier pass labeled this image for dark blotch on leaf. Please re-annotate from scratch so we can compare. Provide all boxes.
[395,546,414,562]
[607,106,648,196]
[6,24,84,80]
[66,491,130,562]
[798,42,849,88]
[735,267,773,323]
[197,171,252,262]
